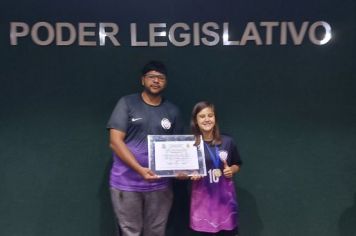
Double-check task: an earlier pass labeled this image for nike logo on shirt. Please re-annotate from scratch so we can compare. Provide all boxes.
[131,118,143,122]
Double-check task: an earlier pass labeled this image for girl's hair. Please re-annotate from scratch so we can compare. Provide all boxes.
[190,101,222,146]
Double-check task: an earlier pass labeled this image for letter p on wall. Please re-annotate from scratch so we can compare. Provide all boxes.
[10,22,30,45]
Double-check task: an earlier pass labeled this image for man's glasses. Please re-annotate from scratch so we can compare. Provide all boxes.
[144,74,166,81]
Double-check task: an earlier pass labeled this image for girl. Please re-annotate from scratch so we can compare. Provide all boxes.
[190,101,242,236]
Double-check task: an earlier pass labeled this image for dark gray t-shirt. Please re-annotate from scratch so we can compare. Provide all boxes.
[107,93,183,191]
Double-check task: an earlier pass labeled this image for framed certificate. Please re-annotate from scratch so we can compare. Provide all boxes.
[148,135,206,177]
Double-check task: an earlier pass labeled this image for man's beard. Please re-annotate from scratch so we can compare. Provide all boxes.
[144,86,163,97]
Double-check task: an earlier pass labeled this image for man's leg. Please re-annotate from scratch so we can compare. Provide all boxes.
[110,188,143,236]
[142,187,173,236]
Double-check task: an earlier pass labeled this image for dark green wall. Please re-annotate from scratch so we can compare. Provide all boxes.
[1,0,355,235]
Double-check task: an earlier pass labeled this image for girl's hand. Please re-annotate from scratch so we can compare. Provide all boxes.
[222,160,240,178]
[222,160,233,178]
[190,171,203,181]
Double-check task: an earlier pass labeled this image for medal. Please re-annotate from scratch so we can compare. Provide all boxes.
[204,142,222,178]
[213,169,222,177]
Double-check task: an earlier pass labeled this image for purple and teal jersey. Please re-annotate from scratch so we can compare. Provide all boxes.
[190,135,242,233]
[107,93,183,191]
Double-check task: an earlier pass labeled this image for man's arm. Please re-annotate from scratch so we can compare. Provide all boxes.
[109,129,159,180]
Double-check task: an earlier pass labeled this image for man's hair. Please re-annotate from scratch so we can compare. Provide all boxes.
[141,61,167,76]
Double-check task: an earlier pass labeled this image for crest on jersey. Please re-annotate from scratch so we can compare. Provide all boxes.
[161,118,172,130]
[219,150,228,162]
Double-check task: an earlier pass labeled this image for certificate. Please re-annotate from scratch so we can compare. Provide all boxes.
[148,135,206,177]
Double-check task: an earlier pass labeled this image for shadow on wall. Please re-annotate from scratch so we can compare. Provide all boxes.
[238,187,263,236]
[338,192,356,236]
[166,180,191,236]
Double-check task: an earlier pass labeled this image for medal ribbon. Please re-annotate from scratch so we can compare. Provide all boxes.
[204,142,220,169]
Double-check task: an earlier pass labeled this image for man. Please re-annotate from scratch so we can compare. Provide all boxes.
[107,61,183,236]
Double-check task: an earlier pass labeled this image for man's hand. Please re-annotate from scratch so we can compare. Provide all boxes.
[139,167,160,181]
